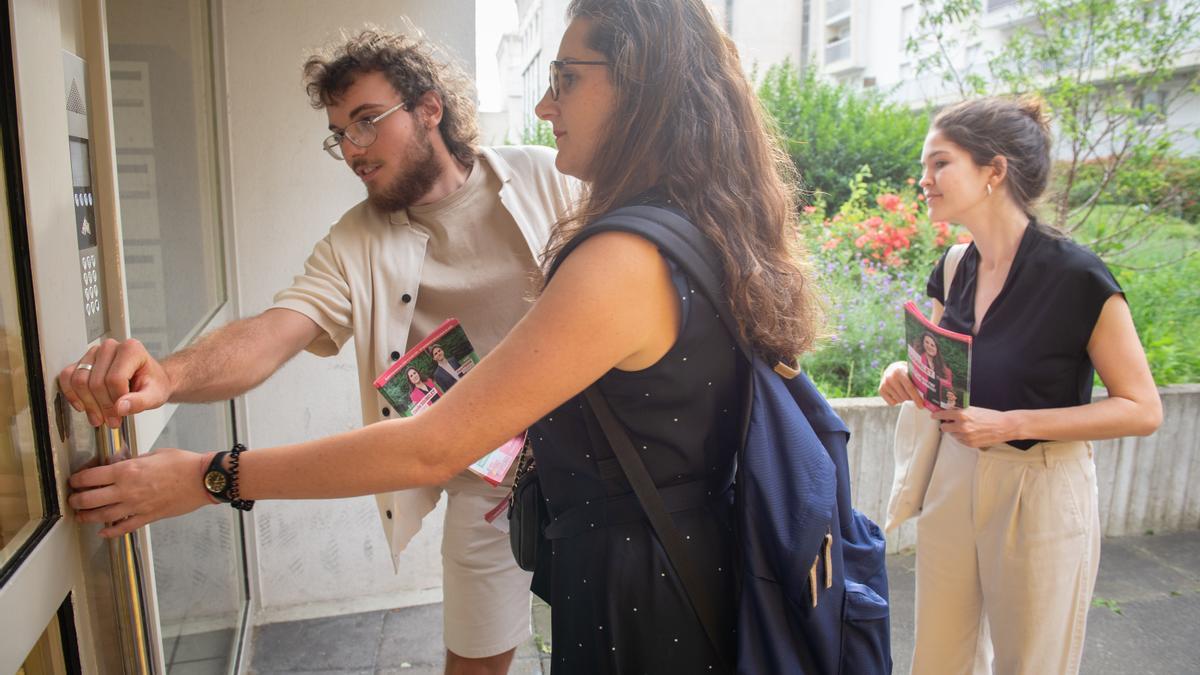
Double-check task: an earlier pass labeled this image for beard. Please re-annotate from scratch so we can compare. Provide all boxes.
[362,123,441,212]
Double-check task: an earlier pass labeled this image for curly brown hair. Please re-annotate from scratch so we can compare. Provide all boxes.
[542,0,822,364]
[303,26,479,167]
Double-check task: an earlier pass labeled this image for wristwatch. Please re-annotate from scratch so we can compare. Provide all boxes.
[203,452,234,502]
[202,444,254,511]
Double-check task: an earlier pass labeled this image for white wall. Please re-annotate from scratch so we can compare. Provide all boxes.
[728,0,803,74]
[220,0,475,623]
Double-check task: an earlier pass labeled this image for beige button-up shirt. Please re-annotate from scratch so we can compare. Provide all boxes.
[272,145,578,569]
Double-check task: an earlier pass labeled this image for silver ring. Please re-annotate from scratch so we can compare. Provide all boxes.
[76,363,94,372]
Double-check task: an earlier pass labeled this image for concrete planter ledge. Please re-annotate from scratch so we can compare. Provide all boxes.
[832,385,1200,552]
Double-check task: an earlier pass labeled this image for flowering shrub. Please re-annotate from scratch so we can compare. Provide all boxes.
[801,167,970,397]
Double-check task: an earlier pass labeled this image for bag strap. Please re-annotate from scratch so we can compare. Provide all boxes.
[583,387,729,667]
[943,243,968,303]
[550,205,758,361]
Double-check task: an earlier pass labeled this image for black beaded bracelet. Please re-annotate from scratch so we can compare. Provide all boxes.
[203,444,255,511]
[228,442,254,512]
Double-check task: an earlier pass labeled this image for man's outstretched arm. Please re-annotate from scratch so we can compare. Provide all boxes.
[59,308,322,427]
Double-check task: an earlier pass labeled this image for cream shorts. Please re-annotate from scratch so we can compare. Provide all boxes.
[438,466,533,658]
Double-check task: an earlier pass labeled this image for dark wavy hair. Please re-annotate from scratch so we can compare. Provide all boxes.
[933,96,1054,224]
[542,0,821,364]
[303,26,479,167]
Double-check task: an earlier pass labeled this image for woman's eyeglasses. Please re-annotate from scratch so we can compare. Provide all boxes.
[548,59,609,100]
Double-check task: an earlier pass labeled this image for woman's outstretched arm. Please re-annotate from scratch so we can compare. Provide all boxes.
[69,231,683,536]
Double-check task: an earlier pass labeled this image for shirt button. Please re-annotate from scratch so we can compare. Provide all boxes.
[382,407,390,417]
[390,351,401,361]
[401,293,412,303]
[385,510,393,519]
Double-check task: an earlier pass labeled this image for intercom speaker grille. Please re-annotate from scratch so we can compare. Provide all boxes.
[66,79,87,115]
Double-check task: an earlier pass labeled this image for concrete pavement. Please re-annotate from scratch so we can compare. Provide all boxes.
[247,530,1200,674]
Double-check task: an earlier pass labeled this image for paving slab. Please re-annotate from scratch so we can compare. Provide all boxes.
[1125,530,1200,581]
[251,610,383,672]
[1092,536,1196,603]
[374,604,445,668]
[1081,592,1200,674]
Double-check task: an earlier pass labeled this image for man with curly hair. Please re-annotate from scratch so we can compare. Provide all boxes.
[59,26,576,675]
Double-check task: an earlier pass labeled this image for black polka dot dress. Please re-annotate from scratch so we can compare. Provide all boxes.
[530,254,743,674]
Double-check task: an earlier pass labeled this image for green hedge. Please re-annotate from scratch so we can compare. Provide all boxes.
[1056,155,1200,225]
[757,62,928,213]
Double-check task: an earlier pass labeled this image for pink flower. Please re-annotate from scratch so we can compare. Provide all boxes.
[957,233,973,244]
[876,194,903,213]
[906,178,917,186]
[803,205,818,214]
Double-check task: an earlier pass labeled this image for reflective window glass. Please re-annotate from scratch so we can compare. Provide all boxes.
[106,0,226,358]
[148,402,244,674]
[0,134,46,568]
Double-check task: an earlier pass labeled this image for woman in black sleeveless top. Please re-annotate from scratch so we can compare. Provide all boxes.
[523,2,820,670]
[67,1,822,673]
[879,98,1162,675]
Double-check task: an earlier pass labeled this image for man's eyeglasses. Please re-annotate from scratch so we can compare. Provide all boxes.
[548,59,609,101]
[322,101,408,160]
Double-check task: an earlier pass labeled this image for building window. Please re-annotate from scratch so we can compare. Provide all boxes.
[1134,88,1169,127]
[825,22,851,63]
[900,3,916,47]
[965,42,981,74]
[986,0,1019,11]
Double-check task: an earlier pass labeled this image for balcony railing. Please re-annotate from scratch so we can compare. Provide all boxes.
[825,37,851,63]
[826,0,851,19]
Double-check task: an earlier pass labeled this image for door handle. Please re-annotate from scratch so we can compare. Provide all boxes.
[53,390,71,444]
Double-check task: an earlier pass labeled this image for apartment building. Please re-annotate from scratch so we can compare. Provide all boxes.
[501,0,1198,155]
[805,0,1200,154]
[502,0,808,140]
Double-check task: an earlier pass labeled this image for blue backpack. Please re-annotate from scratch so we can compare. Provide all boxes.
[587,205,892,674]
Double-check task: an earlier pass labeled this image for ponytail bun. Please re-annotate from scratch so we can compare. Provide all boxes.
[1017,95,1051,135]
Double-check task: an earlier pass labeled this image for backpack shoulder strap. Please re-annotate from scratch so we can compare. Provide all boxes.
[547,205,755,361]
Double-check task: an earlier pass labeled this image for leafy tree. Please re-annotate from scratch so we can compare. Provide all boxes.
[908,0,1200,268]
[519,120,557,148]
[757,61,929,212]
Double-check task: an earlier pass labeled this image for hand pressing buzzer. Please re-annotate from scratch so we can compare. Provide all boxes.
[67,227,684,537]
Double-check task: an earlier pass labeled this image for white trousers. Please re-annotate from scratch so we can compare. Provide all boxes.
[912,435,1101,675]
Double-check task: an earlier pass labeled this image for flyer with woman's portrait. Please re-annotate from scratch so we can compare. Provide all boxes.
[904,301,972,413]
[374,318,524,486]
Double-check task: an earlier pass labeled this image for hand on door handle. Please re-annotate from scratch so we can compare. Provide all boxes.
[68,447,213,537]
[58,338,172,428]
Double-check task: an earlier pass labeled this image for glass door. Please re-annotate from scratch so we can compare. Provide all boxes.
[103,1,246,671]
[0,0,133,670]
[1,0,248,671]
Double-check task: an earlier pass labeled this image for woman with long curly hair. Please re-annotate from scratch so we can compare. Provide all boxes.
[66,1,819,671]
